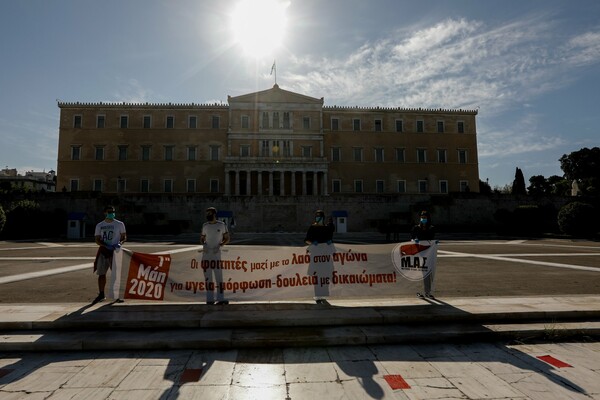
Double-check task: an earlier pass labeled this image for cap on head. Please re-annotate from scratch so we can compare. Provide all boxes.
[315,210,325,218]
[206,207,217,214]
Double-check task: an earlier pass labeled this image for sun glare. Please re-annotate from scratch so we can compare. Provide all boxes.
[231,0,287,58]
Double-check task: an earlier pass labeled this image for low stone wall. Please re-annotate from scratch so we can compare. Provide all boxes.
[20,192,575,236]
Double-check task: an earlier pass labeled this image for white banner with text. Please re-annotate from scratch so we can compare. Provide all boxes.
[108,241,438,302]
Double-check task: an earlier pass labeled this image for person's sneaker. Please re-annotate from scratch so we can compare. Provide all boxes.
[215,300,229,305]
[425,293,435,299]
[416,292,425,299]
[206,301,215,305]
[92,293,105,304]
[114,299,124,303]
[315,299,326,304]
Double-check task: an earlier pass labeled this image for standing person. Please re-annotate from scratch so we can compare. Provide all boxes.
[201,207,230,305]
[304,210,334,247]
[93,205,126,304]
[305,209,335,304]
[410,210,436,299]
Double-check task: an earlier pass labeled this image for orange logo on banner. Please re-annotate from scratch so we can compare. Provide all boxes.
[391,242,436,281]
[125,253,171,300]
[399,243,430,256]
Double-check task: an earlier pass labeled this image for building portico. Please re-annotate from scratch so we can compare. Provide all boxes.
[224,162,329,196]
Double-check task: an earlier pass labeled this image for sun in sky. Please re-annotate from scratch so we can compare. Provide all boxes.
[230,0,288,58]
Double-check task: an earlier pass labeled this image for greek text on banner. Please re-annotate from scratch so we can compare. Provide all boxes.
[108,242,438,302]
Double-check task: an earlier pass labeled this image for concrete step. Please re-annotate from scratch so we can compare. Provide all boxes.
[2,296,600,331]
[1,296,599,351]
[2,321,599,352]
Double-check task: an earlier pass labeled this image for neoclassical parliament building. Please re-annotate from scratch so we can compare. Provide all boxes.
[57,84,479,197]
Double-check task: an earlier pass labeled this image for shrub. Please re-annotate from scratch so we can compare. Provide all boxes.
[0,205,5,234]
[2,200,43,239]
[557,202,598,237]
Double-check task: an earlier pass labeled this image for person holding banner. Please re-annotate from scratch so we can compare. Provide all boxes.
[93,205,127,304]
[201,207,230,305]
[305,210,335,304]
[304,210,334,246]
[410,210,436,299]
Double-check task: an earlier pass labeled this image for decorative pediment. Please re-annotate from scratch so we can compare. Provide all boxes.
[228,84,323,105]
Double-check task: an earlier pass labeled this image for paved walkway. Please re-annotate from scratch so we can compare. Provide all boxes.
[1,341,599,399]
[1,295,600,398]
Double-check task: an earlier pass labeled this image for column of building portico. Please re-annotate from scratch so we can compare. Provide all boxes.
[246,170,251,195]
[257,171,263,195]
[226,169,325,196]
[302,171,307,196]
[225,171,230,195]
[234,171,240,196]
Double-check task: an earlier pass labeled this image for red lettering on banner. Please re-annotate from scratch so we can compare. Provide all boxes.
[384,374,411,389]
[125,253,171,300]
[537,355,572,368]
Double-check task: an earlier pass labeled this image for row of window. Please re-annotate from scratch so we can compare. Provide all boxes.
[71,143,469,164]
[69,178,469,194]
[331,118,465,133]
[72,113,466,133]
[333,147,469,164]
[73,114,222,129]
[71,145,221,161]
[333,179,471,194]
[70,178,220,193]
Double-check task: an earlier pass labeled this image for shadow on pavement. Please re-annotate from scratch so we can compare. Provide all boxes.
[0,301,593,399]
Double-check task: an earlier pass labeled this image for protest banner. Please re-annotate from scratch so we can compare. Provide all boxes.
[108,242,438,302]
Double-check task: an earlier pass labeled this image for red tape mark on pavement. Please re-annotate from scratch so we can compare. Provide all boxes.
[179,368,203,383]
[537,355,572,368]
[0,369,14,378]
[384,374,411,389]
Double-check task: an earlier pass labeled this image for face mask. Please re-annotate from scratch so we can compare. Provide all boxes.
[315,216,323,223]
[107,213,116,219]
[420,218,428,224]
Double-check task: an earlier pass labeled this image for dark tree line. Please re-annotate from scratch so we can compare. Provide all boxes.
[512,147,599,196]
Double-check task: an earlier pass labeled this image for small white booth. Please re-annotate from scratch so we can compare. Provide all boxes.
[67,212,88,239]
[332,210,348,233]
[216,210,235,232]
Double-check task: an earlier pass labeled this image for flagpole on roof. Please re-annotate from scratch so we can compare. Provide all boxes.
[270,60,277,85]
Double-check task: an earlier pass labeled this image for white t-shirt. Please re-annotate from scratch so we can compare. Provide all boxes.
[202,221,228,250]
[95,219,126,246]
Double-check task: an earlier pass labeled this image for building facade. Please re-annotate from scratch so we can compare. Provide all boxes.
[1,168,56,192]
[57,84,479,196]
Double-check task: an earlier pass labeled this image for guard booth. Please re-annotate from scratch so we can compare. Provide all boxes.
[332,210,348,233]
[67,212,88,239]
[216,210,235,232]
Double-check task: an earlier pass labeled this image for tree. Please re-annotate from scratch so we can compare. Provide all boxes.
[493,184,512,194]
[559,147,600,195]
[479,179,492,194]
[527,175,549,196]
[511,167,527,195]
[0,205,5,234]
[557,202,598,237]
[547,175,570,196]
[2,200,42,239]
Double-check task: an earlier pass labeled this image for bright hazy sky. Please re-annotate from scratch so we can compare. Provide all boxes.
[1,0,599,188]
